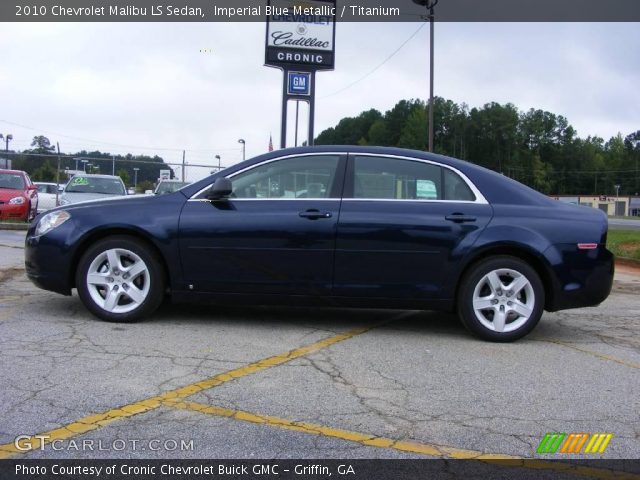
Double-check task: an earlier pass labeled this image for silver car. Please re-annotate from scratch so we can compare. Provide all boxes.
[60,174,127,205]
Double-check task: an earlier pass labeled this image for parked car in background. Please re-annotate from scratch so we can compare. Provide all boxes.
[0,169,38,221]
[25,146,614,341]
[154,180,189,195]
[59,174,127,206]
[35,182,59,213]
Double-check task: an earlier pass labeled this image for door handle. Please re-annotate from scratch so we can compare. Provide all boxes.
[445,213,477,223]
[299,209,332,220]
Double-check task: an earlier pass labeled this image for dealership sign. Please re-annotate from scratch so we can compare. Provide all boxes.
[265,0,336,70]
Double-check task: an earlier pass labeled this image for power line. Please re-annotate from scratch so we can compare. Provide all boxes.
[320,23,426,99]
[0,119,241,153]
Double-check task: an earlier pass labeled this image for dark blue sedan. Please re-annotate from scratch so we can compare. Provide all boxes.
[25,146,614,341]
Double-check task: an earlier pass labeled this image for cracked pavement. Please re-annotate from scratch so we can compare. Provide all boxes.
[0,230,638,460]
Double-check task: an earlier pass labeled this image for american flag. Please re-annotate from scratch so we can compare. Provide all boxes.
[268,134,273,152]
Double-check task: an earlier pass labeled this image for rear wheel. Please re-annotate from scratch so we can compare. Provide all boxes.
[76,236,164,322]
[458,256,544,342]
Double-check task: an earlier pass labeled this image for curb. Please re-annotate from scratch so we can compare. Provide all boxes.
[615,256,640,269]
[0,223,29,231]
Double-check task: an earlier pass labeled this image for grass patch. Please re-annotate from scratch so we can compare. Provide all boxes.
[607,230,640,260]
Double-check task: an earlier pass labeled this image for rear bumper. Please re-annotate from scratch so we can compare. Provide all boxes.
[545,244,614,311]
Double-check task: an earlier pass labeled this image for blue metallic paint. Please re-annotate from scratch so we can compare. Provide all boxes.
[24,146,614,315]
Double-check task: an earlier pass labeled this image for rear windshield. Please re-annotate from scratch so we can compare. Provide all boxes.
[66,176,125,195]
[0,173,25,190]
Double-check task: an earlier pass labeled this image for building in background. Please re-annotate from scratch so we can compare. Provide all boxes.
[551,195,638,217]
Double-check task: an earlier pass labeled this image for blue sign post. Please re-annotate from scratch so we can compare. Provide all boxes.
[287,72,312,96]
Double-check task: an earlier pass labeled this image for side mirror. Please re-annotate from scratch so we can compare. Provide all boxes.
[206,177,232,200]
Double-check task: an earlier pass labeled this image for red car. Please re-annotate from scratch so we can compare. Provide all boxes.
[0,169,38,222]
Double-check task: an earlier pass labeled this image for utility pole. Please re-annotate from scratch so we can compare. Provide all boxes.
[56,142,61,207]
[181,150,186,182]
[413,0,439,152]
[112,155,115,176]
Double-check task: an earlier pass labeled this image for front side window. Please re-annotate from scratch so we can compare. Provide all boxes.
[353,156,442,200]
[230,155,340,199]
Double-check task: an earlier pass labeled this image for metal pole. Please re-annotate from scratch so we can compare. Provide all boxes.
[112,155,115,176]
[56,142,61,207]
[428,5,435,153]
[181,150,186,182]
[281,70,288,149]
[294,101,300,147]
[308,71,316,146]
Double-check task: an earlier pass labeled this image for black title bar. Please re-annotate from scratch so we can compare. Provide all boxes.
[3,0,640,22]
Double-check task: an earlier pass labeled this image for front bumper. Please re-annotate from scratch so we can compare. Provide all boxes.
[25,228,74,296]
[0,203,28,221]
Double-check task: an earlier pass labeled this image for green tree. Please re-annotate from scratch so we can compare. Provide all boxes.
[117,168,129,186]
[30,135,55,153]
[32,160,57,182]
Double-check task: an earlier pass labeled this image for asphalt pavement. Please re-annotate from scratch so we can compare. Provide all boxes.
[0,233,638,468]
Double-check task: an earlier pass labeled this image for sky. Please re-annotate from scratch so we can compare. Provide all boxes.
[1,21,638,181]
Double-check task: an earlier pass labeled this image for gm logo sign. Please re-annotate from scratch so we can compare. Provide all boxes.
[287,72,311,96]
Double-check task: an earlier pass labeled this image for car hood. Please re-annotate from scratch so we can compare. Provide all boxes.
[0,188,24,201]
[61,192,126,204]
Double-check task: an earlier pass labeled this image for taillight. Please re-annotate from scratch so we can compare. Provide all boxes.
[577,243,598,250]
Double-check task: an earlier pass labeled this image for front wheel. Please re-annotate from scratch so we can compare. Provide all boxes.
[457,256,544,342]
[76,236,165,322]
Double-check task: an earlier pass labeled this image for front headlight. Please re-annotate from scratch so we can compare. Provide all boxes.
[9,196,25,205]
[35,210,71,236]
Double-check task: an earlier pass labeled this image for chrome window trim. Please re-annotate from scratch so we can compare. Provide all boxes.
[190,152,346,200]
[189,151,488,205]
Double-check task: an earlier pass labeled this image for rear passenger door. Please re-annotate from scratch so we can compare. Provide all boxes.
[333,154,493,300]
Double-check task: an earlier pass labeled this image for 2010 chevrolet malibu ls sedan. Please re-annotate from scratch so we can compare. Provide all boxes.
[25,146,614,341]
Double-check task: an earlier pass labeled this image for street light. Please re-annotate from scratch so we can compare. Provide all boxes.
[215,155,221,170]
[133,168,140,189]
[413,0,439,152]
[238,139,246,161]
[0,134,12,168]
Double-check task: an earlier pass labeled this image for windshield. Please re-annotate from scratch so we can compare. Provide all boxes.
[156,181,188,195]
[65,176,125,195]
[0,173,26,190]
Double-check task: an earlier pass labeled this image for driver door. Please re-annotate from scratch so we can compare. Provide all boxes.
[178,154,346,295]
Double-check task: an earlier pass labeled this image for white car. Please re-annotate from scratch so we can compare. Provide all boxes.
[34,182,59,213]
[59,174,127,205]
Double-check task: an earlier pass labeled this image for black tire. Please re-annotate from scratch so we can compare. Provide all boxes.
[76,235,165,322]
[457,256,544,342]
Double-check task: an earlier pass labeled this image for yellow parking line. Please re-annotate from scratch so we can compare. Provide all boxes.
[0,324,379,459]
[163,399,639,480]
[544,339,640,370]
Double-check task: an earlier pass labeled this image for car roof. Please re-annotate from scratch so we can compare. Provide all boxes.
[0,169,27,175]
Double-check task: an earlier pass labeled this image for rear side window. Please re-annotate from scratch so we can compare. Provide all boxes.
[443,169,476,201]
[353,156,442,200]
